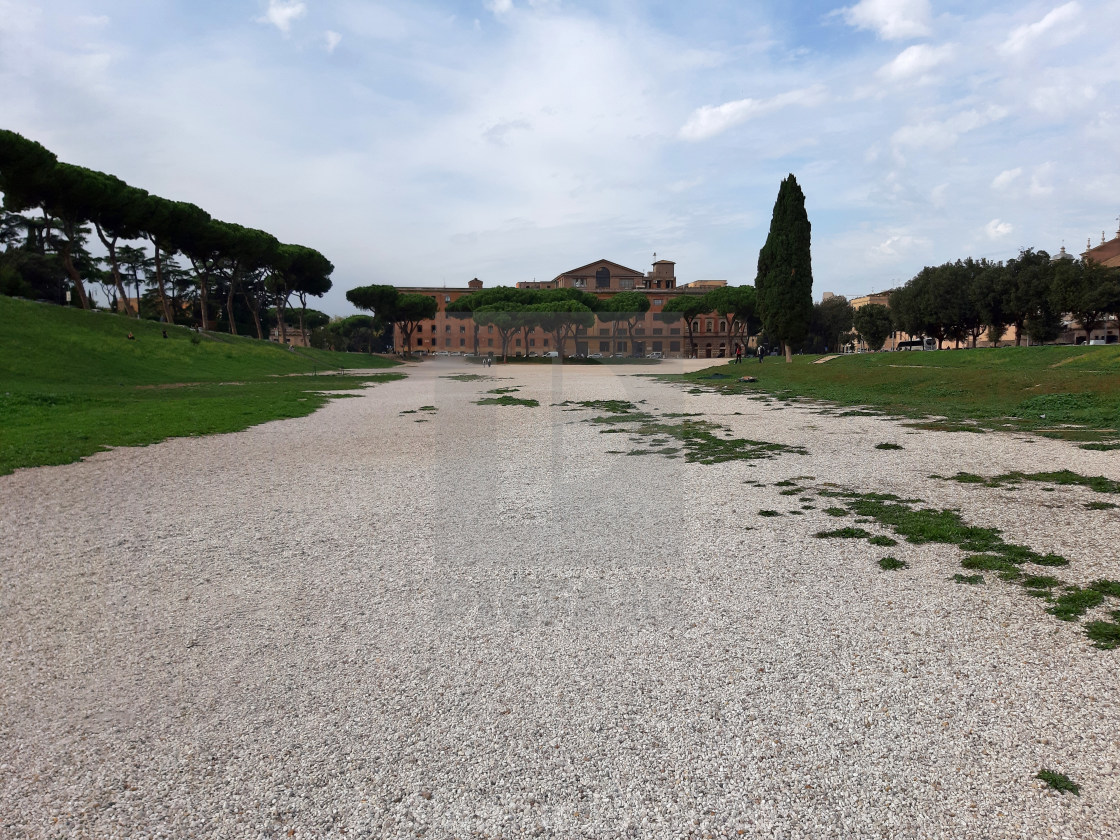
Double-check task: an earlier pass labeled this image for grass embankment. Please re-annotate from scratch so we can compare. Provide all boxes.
[0,296,402,475]
[673,346,1120,443]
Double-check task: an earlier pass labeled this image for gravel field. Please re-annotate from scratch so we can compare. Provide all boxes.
[2,358,1119,839]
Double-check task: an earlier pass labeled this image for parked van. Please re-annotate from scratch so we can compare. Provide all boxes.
[543,351,559,358]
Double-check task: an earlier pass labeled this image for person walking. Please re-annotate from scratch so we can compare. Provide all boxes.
[735,344,743,364]
[757,344,765,363]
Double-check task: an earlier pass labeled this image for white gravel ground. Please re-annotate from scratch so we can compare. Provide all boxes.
[2,358,1119,839]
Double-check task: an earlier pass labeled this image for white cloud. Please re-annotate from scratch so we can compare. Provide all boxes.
[258,1,306,34]
[891,106,1008,150]
[999,2,1083,56]
[679,85,828,141]
[324,30,342,53]
[876,43,953,81]
[985,219,1013,239]
[840,0,931,41]
[486,0,514,15]
[991,168,1022,190]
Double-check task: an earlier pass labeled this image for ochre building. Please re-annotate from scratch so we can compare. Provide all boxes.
[393,258,748,359]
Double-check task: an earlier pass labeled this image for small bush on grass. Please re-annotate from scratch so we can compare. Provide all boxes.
[868,535,898,547]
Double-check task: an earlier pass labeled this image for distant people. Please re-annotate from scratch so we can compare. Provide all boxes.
[735,344,743,364]
[757,344,765,363]
[127,332,135,340]
[162,329,168,339]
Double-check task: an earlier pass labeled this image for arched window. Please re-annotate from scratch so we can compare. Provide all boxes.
[706,319,714,332]
[719,321,727,332]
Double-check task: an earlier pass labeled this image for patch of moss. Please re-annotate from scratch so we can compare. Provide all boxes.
[868,535,898,547]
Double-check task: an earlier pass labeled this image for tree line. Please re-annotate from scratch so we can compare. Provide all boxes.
[814,250,1120,355]
[338,281,765,361]
[0,129,333,341]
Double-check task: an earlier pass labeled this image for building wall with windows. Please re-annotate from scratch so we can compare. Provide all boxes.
[392,259,749,358]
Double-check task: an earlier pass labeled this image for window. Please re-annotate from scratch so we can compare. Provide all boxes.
[460,338,466,347]
[670,327,680,335]
[653,299,663,306]
[529,338,535,346]
[635,327,645,335]
[653,327,663,335]
[460,325,465,333]
[445,324,451,332]
[599,328,610,335]
[653,341,663,352]
[515,339,522,347]
[445,295,451,303]
[706,320,714,332]
[487,339,493,347]
[417,337,423,345]
[488,325,493,333]
[691,321,699,332]
[599,341,610,351]
[619,277,634,290]
[670,340,680,352]
[595,267,610,288]
[616,342,627,352]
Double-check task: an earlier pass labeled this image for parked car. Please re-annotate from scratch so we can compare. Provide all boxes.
[543,351,559,358]
[434,350,450,356]
[588,352,603,359]
[646,351,663,359]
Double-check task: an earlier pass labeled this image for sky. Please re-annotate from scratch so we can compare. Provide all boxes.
[1,0,1118,316]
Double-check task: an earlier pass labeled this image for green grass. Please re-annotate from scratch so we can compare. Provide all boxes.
[475,395,540,407]
[666,346,1120,441]
[879,557,908,570]
[1037,770,1080,796]
[941,469,1120,494]
[1048,586,1106,621]
[868,535,898,547]
[952,573,985,585]
[875,442,904,450]
[1085,613,1120,650]
[758,510,782,517]
[0,297,401,474]
[814,527,872,539]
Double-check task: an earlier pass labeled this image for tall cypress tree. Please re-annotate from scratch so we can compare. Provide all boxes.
[756,173,814,362]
